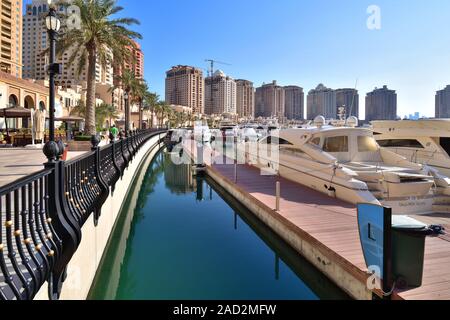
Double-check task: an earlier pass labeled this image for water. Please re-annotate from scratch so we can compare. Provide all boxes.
[89,150,348,300]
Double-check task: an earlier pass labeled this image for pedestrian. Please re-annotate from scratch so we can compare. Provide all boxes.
[109,124,119,141]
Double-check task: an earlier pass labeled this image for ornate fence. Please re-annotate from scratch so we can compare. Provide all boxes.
[0,129,165,300]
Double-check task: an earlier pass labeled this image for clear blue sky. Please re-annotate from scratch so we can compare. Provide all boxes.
[27,0,450,119]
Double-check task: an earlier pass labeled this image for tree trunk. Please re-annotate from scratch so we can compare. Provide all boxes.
[150,106,154,128]
[85,44,97,135]
[139,99,143,129]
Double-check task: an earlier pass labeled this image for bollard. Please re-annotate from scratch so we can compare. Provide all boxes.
[276,181,281,211]
[234,163,238,183]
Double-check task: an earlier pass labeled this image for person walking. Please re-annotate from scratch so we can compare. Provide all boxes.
[109,124,119,141]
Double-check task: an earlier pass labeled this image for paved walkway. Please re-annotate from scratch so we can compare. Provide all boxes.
[0,149,85,187]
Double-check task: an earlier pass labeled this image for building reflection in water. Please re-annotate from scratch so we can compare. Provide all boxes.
[163,151,196,195]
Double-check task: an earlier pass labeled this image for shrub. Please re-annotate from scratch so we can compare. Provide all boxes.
[74,135,92,142]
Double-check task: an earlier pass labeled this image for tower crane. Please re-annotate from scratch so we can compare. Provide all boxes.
[204,59,231,78]
[204,59,232,117]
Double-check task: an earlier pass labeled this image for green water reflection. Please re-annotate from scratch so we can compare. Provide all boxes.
[89,150,348,300]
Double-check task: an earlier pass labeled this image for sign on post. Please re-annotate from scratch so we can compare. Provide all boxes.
[357,203,393,296]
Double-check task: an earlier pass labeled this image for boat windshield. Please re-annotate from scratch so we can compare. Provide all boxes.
[260,136,293,146]
[323,136,349,153]
[358,136,379,152]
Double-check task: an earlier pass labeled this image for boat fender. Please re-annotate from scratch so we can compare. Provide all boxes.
[324,185,336,197]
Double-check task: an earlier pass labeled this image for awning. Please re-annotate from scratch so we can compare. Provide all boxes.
[55,116,85,122]
[1,107,32,118]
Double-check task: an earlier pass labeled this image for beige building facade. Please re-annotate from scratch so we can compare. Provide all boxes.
[23,1,114,88]
[165,65,204,115]
[255,81,285,118]
[307,84,336,120]
[205,70,236,116]
[0,0,22,78]
[284,85,304,120]
[236,79,254,119]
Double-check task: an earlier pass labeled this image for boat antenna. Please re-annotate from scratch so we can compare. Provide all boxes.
[348,79,359,120]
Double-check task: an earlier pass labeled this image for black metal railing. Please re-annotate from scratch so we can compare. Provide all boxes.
[0,129,165,300]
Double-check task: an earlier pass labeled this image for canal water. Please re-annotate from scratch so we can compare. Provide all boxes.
[89,150,348,300]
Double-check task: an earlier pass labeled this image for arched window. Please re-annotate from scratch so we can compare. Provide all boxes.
[39,101,46,112]
[38,6,42,13]
[24,96,35,109]
[8,95,18,107]
[33,7,37,15]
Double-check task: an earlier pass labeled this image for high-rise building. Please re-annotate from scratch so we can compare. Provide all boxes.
[284,86,304,120]
[235,79,255,118]
[436,85,450,118]
[365,85,397,121]
[128,40,144,79]
[113,40,144,83]
[255,81,285,118]
[204,70,236,115]
[335,88,359,119]
[165,65,204,114]
[307,84,336,120]
[0,0,22,78]
[22,1,114,87]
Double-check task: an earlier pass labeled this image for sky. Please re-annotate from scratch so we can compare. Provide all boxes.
[26,0,450,119]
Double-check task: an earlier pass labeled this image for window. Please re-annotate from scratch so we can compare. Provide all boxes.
[440,138,450,157]
[358,136,379,152]
[377,139,424,149]
[260,136,293,145]
[310,137,321,146]
[283,147,306,155]
[323,136,348,153]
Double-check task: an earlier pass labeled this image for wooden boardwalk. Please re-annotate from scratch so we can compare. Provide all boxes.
[185,141,450,300]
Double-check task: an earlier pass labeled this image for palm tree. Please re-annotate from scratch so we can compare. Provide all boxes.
[143,91,159,128]
[71,101,117,130]
[57,0,142,135]
[133,80,149,129]
[70,100,87,118]
[154,101,171,128]
[114,69,143,130]
[96,103,119,130]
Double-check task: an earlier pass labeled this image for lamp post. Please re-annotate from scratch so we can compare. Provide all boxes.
[124,91,130,135]
[45,6,61,143]
[139,106,143,130]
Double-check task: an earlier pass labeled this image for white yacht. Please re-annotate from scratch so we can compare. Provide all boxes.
[244,117,450,215]
[372,119,450,177]
[238,125,262,142]
[218,120,239,144]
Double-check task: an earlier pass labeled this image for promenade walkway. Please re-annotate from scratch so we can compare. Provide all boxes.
[0,149,84,187]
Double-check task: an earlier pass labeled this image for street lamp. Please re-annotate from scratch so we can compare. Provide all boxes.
[45,6,61,143]
[124,91,130,134]
[139,106,144,130]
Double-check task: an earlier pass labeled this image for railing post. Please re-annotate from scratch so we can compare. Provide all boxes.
[276,181,281,212]
[127,131,134,160]
[119,131,126,164]
[133,130,138,154]
[129,130,136,156]
[91,135,110,226]
[110,136,121,191]
[43,141,81,300]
